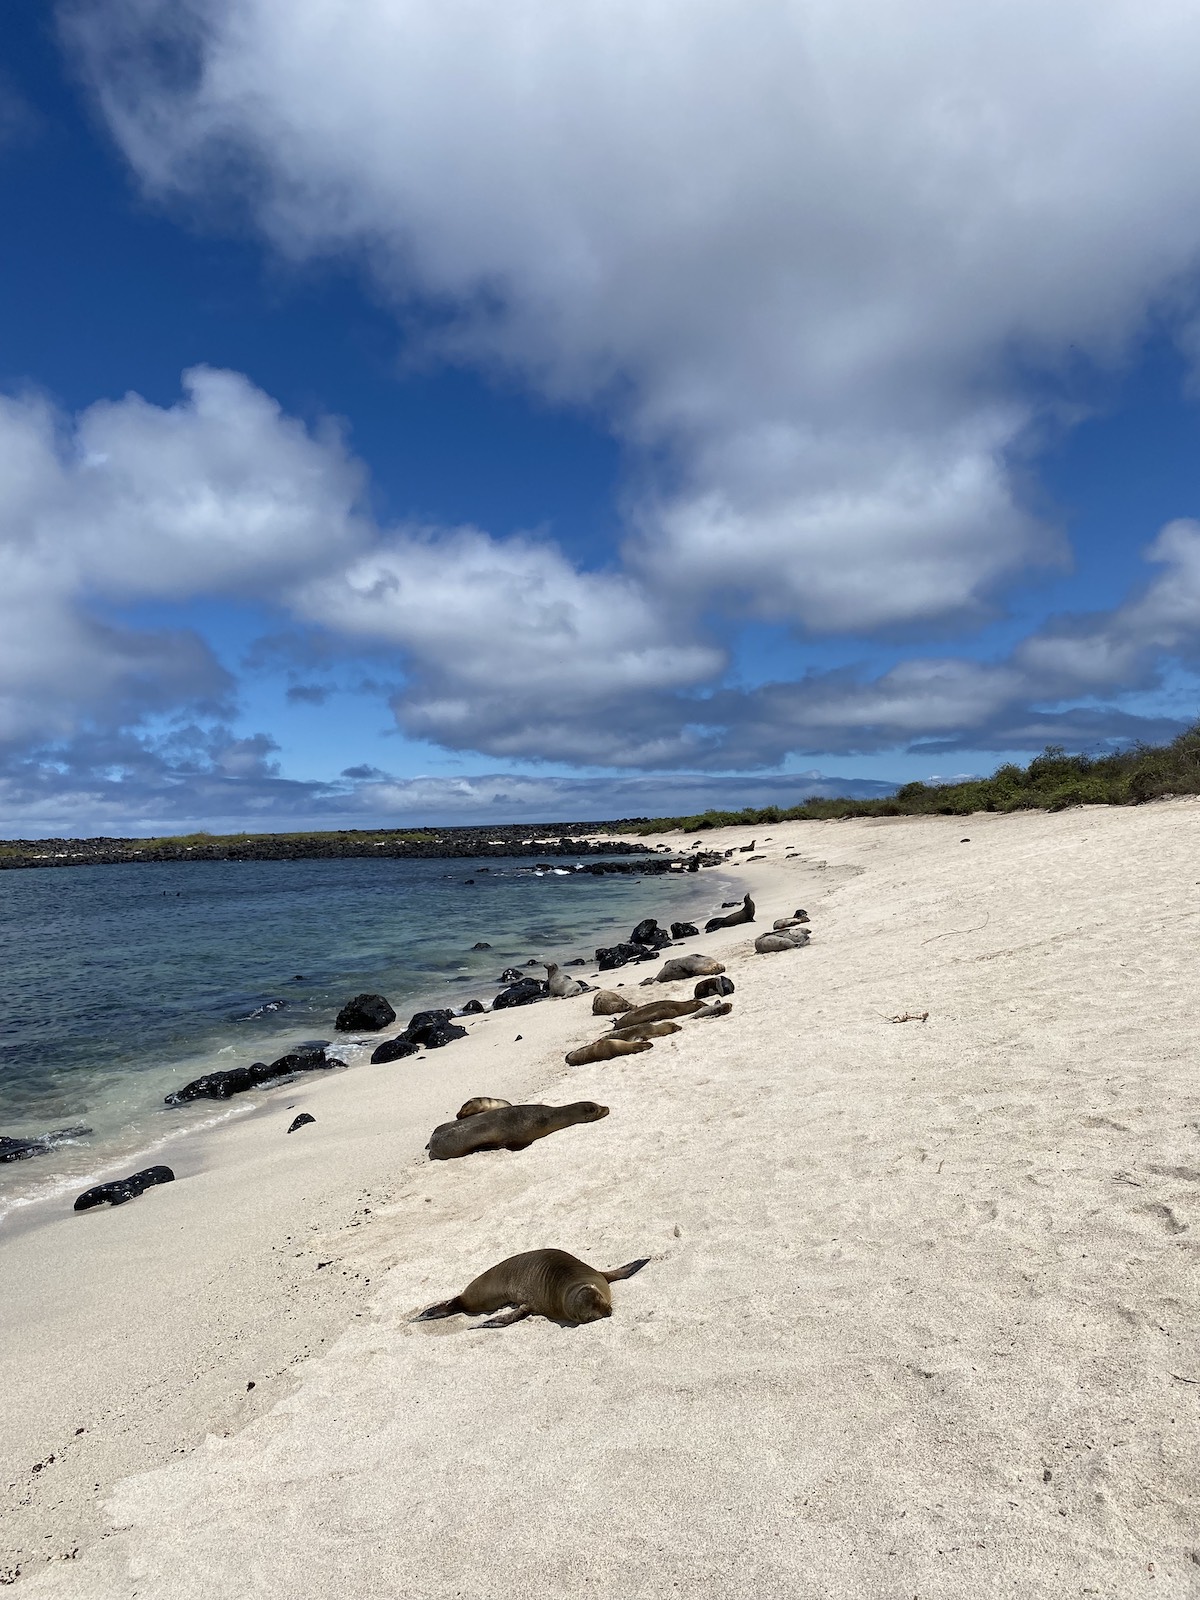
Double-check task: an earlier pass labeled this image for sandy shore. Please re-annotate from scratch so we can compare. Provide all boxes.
[4,803,1200,1596]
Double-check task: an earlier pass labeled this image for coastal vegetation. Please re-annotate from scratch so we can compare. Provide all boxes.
[616,723,1200,835]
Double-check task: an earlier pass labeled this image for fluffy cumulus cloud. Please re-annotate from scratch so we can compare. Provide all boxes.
[64,0,1200,632]
[11,0,1200,826]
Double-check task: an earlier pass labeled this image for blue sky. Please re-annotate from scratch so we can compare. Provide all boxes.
[1,0,1199,834]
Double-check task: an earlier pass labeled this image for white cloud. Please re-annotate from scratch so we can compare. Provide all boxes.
[64,0,1200,632]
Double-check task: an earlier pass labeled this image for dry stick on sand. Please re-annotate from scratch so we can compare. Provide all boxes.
[921,909,990,944]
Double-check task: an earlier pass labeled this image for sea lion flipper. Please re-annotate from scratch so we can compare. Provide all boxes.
[602,1258,651,1283]
[414,1296,466,1321]
[478,1304,532,1329]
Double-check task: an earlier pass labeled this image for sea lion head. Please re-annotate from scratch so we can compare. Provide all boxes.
[563,1280,613,1322]
[574,1101,610,1122]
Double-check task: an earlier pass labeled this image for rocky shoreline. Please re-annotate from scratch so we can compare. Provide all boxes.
[0,823,683,870]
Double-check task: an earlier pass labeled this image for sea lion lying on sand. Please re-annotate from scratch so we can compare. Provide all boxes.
[615,998,705,1030]
[755,928,811,953]
[428,1102,608,1160]
[565,1038,653,1066]
[592,989,634,1016]
[457,1097,512,1118]
[609,1020,682,1041]
[690,1000,733,1018]
[705,893,755,933]
[649,953,726,983]
[416,1248,650,1327]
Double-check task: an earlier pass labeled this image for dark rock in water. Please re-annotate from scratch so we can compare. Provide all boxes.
[460,999,486,1014]
[287,1113,316,1134]
[492,977,548,1009]
[407,1008,454,1034]
[335,993,396,1032]
[463,878,475,884]
[524,958,541,966]
[595,941,646,972]
[564,958,586,967]
[74,1165,174,1212]
[0,1125,92,1164]
[165,1046,335,1105]
[292,974,306,981]
[471,941,492,950]
[371,1035,420,1063]
[499,967,525,983]
[670,921,699,939]
[695,975,736,999]
[720,900,740,908]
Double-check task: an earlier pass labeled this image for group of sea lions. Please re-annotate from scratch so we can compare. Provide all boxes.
[414,885,810,1330]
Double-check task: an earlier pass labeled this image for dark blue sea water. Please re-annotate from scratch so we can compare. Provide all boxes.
[0,855,719,1220]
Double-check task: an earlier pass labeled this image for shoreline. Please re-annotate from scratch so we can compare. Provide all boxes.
[6,806,1200,1595]
[0,853,723,1233]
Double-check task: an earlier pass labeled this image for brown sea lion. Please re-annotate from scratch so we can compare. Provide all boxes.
[705,893,755,933]
[609,1019,682,1041]
[592,989,634,1016]
[416,1248,650,1327]
[755,928,810,953]
[565,1037,653,1066]
[545,962,584,998]
[457,1096,513,1119]
[429,1102,609,1160]
[613,998,705,1030]
[650,953,726,982]
[694,975,734,999]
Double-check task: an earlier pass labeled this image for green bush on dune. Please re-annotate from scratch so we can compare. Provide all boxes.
[615,723,1200,836]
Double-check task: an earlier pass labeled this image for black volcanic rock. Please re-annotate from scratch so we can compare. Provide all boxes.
[670,921,699,939]
[420,1023,468,1048]
[287,1113,316,1133]
[1,1125,91,1163]
[406,1008,454,1034]
[471,941,492,950]
[74,1165,174,1212]
[335,993,396,1032]
[371,1035,420,1063]
[491,977,548,1009]
[165,1046,335,1104]
[595,941,646,972]
[460,999,486,1014]
[630,918,671,950]
[499,967,524,983]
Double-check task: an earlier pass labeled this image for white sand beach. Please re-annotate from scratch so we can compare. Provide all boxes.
[4,802,1200,1596]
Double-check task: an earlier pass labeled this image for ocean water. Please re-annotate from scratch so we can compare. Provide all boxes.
[0,855,720,1221]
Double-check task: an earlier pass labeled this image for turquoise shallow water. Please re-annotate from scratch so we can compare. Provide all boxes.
[0,854,719,1219]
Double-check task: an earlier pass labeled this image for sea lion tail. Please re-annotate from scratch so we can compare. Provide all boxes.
[602,1257,651,1283]
[414,1296,466,1321]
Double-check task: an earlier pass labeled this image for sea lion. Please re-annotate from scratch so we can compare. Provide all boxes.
[428,1101,609,1160]
[545,962,584,999]
[755,928,810,953]
[694,975,735,999]
[705,893,755,933]
[650,953,726,982]
[690,1000,733,1018]
[614,998,705,1029]
[592,989,634,1017]
[457,1096,512,1118]
[416,1248,650,1327]
[609,1020,682,1041]
[565,1038,653,1066]
[773,916,807,930]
